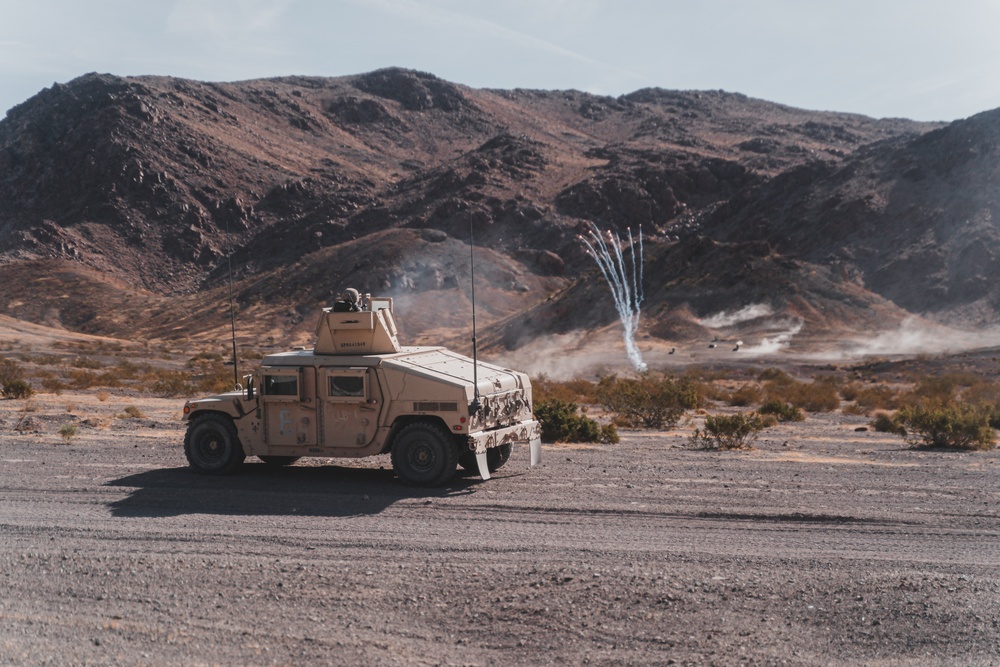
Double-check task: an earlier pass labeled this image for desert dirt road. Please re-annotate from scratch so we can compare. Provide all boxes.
[1,400,999,666]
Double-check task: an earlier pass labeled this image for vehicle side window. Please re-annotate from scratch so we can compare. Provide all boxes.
[329,375,365,398]
[264,375,298,396]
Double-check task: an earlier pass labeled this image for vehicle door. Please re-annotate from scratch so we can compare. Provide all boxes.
[261,367,318,447]
[320,367,379,448]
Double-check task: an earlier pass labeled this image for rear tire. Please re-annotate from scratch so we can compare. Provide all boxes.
[258,456,300,467]
[391,422,459,486]
[487,443,512,472]
[184,414,246,475]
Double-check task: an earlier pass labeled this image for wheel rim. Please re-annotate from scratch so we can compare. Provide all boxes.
[195,430,226,462]
[406,440,436,473]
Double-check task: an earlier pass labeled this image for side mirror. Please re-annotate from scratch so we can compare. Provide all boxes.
[245,376,256,400]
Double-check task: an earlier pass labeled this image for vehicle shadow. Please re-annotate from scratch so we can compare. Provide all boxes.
[106,462,481,518]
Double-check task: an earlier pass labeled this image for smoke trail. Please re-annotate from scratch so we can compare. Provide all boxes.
[579,223,646,372]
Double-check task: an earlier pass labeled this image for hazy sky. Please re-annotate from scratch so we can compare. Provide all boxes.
[1,0,998,122]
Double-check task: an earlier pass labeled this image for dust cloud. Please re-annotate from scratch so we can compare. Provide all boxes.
[700,303,774,328]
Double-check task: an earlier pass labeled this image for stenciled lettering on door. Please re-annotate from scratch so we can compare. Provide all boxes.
[279,409,294,435]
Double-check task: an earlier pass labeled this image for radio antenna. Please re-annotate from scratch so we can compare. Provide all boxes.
[469,220,481,413]
[226,219,239,390]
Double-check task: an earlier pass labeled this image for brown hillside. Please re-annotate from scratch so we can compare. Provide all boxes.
[1,68,971,360]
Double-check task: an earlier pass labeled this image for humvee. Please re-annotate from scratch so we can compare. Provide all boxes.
[181,294,541,486]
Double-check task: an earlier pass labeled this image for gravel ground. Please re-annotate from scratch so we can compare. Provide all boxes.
[1,396,999,666]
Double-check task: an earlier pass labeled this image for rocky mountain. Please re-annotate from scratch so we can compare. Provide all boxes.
[5,67,992,363]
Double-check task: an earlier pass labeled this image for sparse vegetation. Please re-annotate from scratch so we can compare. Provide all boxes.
[596,373,699,429]
[118,405,145,419]
[1,356,34,399]
[762,371,839,413]
[690,411,766,450]
[534,398,618,444]
[532,376,597,406]
[58,423,78,443]
[2,378,35,399]
[725,383,764,407]
[758,398,805,422]
[894,402,996,450]
[870,411,906,436]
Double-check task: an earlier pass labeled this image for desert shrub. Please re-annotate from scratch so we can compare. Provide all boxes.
[0,355,25,384]
[118,405,145,419]
[41,377,67,394]
[690,411,766,450]
[58,423,78,442]
[535,398,618,444]
[894,402,996,450]
[842,382,900,414]
[96,391,110,402]
[149,370,195,397]
[908,373,980,404]
[532,376,597,405]
[71,356,104,369]
[962,380,1000,407]
[764,378,839,413]
[870,411,906,435]
[758,368,793,384]
[596,373,698,428]
[2,379,34,399]
[758,398,805,422]
[726,383,763,407]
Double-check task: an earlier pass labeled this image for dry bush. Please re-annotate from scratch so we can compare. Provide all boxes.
[841,381,900,414]
[726,383,763,407]
[40,377,67,394]
[0,356,34,398]
[764,378,839,413]
[532,376,597,406]
[71,356,104,370]
[58,423,78,443]
[96,391,110,402]
[118,405,145,419]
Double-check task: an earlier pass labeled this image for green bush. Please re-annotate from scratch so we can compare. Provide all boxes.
[596,373,698,428]
[894,402,996,450]
[690,411,766,450]
[535,399,618,444]
[758,398,805,422]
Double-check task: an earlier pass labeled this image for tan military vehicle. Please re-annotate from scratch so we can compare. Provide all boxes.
[181,293,541,486]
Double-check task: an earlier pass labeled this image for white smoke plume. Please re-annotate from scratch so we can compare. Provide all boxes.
[578,223,646,372]
[738,320,804,356]
[700,303,774,329]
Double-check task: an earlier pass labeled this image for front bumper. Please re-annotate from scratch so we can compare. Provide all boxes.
[466,419,541,455]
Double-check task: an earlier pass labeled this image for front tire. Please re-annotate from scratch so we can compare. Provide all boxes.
[184,414,246,475]
[391,422,459,486]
